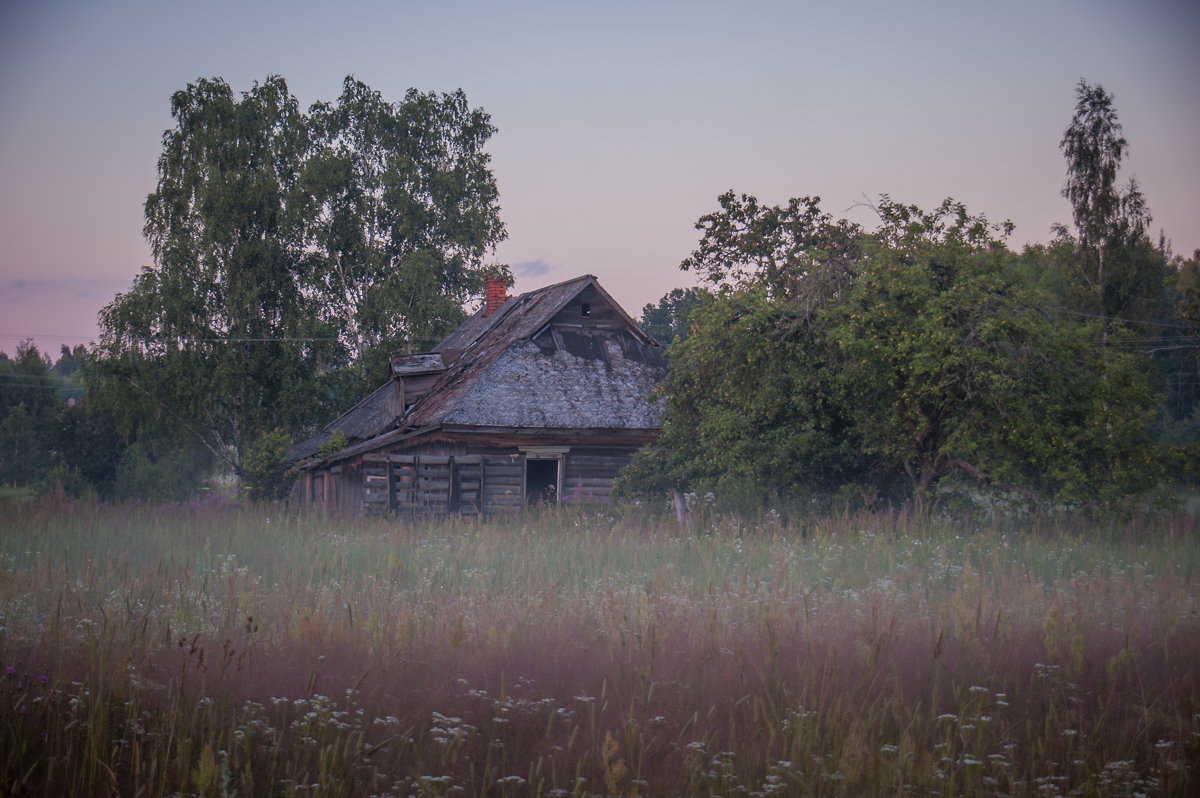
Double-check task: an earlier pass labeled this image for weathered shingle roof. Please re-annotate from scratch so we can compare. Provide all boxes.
[400,275,664,430]
[286,380,403,463]
[291,275,666,465]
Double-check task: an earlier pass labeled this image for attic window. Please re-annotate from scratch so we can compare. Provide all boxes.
[580,302,591,318]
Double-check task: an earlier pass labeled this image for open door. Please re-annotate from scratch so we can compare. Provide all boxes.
[521,447,568,505]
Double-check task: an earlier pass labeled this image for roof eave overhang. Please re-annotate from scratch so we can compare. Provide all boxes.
[296,424,442,470]
[439,423,661,444]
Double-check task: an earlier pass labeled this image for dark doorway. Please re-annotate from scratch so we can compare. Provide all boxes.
[525,459,559,504]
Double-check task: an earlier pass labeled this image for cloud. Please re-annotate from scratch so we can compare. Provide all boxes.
[513,259,553,279]
[0,276,130,301]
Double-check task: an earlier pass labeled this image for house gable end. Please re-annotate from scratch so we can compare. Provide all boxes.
[401,276,661,427]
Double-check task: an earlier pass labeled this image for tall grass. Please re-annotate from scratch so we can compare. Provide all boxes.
[1,497,1197,796]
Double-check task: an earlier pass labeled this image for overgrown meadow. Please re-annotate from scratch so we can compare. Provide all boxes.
[1,498,1198,797]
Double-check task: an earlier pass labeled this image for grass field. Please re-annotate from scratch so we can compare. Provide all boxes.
[1,496,1198,796]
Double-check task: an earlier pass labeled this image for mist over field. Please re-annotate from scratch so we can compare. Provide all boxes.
[2,499,1198,795]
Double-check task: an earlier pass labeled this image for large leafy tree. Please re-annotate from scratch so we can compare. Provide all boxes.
[1060,82,1147,256]
[632,285,866,507]
[95,75,506,478]
[1055,80,1190,447]
[829,199,1159,506]
[97,76,317,472]
[301,77,507,386]
[626,193,1164,511]
[621,193,868,506]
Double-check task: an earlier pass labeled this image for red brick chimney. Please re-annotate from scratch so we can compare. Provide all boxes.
[484,277,508,317]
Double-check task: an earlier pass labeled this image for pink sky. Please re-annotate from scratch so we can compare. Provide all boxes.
[2,0,1198,358]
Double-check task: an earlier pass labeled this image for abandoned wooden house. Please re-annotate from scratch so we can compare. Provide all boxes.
[289,275,667,516]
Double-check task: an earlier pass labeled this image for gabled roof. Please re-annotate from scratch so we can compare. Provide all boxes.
[432,274,654,354]
[292,275,665,466]
[400,275,663,429]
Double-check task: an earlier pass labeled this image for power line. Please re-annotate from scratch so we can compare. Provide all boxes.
[1039,304,1193,329]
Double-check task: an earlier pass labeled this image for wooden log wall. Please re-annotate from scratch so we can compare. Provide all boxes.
[361,453,488,518]
[562,451,630,505]
[310,445,635,518]
[481,455,523,516]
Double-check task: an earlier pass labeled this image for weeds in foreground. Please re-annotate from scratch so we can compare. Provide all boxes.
[1,499,1198,795]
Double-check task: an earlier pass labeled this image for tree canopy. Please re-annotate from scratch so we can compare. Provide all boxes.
[94,75,507,476]
[622,194,1167,512]
[639,287,711,346]
[301,77,507,382]
[6,76,1191,508]
[621,79,1194,514]
[1056,80,1164,326]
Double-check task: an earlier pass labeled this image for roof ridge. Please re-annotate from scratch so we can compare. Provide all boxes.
[511,273,595,299]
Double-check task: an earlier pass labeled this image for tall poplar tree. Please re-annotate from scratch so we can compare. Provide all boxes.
[1058,79,1155,321]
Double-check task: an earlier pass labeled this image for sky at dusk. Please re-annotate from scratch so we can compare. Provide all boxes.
[1,0,1198,357]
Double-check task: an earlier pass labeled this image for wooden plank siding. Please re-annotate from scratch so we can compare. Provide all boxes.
[481,456,523,516]
[562,451,630,505]
[356,452,491,519]
[302,444,631,519]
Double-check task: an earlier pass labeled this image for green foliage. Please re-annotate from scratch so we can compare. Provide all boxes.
[49,344,87,400]
[0,403,46,485]
[45,400,124,498]
[111,438,213,503]
[848,201,1162,507]
[302,78,507,389]
[626,286,869,511]
[0,340,58,435]
[632,191,1167,512]
[628,83,1192,512]
[94,75,506,478]
[1158,249,1200,444]
[240,427,295,502]
[1055,80,1172,337]
[1059,80,1149,272]
[97,76,318,475]
[639,286,711,345]
[0,342,125,494]
[35,462,93,500]
[1054,82,1194,447]
[1179,250,1200,330]
[680,190,862,298]
[315,429,348,459]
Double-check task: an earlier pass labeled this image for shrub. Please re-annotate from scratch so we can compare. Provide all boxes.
[34,462,93,500]
[240,427,296,502]
[316,429,348,459]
